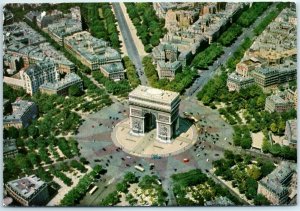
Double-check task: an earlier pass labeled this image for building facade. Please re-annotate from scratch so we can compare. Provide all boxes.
[3,139,18,158]
[227,72,255,92]
[284,119,297,148]
[252,65,296,89]
[99,62,126,81]
[258,162,296,205]
[39,72,83,95]
[265,93,294,113]
[152,43,182,80]
[129,86,180,143]
[3,99,38,129]
[21,61,58,95]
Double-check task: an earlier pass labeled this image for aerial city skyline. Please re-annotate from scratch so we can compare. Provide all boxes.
[2,1,297,207]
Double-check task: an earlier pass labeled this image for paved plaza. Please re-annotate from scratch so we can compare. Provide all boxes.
[111,117,197,157]
[75,97,235,205]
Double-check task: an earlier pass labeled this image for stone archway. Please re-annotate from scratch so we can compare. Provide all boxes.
[129,86,181,143]
[144,113,156,132]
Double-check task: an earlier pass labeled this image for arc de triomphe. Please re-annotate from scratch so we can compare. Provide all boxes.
[128,85,180,143]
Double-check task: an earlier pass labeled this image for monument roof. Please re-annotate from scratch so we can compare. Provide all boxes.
[129,85,179,105]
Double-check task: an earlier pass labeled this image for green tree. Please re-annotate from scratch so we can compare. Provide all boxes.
[261,138,271,153]
[116,182,128,193]
[28,126,39,138]
[254,194,270,205]
[124,172,138,184]
[68,84,82,97]
[247,166,261,180]
[270,122,278,133]
[260,161,275,177]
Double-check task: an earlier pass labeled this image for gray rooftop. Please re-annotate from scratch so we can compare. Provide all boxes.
[259,161,296,195]
[228,72,254,83]
[100,62,125,73]
[47,18,82,39]
[157,60,182,69]
[64,31,121,63]
[7,175,46,199]
[25,61,56,77]
[3,22,74,68]
[3,139,17,154]
[39,72,82,91]
[267,94,287,105]
[4,22,46,49]
[3,99,36,123]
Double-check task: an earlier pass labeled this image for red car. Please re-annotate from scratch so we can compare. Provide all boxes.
[183,158,189,163]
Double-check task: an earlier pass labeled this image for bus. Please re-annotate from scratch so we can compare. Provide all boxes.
[134,165,145,172]
[89,185,98,195]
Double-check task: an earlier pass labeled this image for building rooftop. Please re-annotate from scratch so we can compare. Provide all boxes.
[64,31,121,63]
[228,72,254,83]
[28,43,74,66]
[259,161,296,195]
[3,99,36,123]
[47,17,82,39]
[3,22,74,68]
[3,139,17,155]
[7,175,47,199]
[24,61,56,77]
[253,66,279,76]
[157,60,182,69]
[100,62,125,73]
[129,85,180,106]
[267,94,287,105]
[39,72,82,91]
[286,119,297,143]
[250,7,296,59]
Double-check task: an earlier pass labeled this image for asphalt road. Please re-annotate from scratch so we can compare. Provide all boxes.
[184,3,278,97]
[112,3,148,86]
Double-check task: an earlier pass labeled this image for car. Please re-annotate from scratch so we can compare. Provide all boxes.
[183,158,189,163]
[126,156,131,159]
[196,154,201,157]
